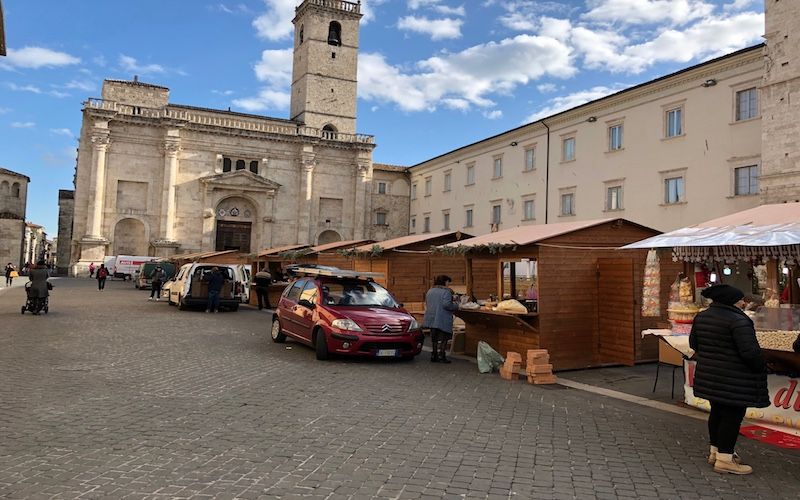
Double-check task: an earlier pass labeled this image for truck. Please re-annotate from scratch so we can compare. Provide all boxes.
[110,255,157,281]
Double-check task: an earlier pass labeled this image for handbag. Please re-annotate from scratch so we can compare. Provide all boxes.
[9,271,18,278]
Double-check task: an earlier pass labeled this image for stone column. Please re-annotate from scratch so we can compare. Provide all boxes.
[354,161,370,239]
[86,132,111,238]
[162,139,181,241]
[297,150,316,245]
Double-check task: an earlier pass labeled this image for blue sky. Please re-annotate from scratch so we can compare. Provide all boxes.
[0,0,764,235]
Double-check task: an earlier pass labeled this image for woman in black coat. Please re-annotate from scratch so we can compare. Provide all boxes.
[689,284,769,475]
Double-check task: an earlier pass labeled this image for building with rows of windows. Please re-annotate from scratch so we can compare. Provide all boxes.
[408,1,800,235]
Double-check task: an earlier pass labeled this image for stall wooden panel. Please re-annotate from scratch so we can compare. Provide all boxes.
[470,257,498,299]
[597,257,635,366]
[353,259,388,287]
[388,255,430,303]
[317,253,354,270]
[429,255,467,289]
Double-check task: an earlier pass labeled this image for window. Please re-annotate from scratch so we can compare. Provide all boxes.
[606,186,623,210]
[410,217,416,231]
[424,177,432,196]
[322,124,337,139]
[223,157,232,173]
[560,193,575,216]
[299,24,304,44]
[377,182,387,194]
[466,164,475,185]
[492,204,502,225]
[664,177,685,204]
[736,88,758,121]
[524,148,535,171]
[423,216,431,233]
[236,159,246,171]
[286,279,305,301]
[523,200,535,220]
[249,161,259,174]
[376,212,387,225]
[299,280,318,304]
[411,184,417,200]
[562,137,575,161]
[443,172,451,192]
[666,107,682,137]
[443,212,450,230]
[11,182,20,198]
[609,125,623,151]
[493,157,503,178]
[734,165,759,195]
[465,208,473,228]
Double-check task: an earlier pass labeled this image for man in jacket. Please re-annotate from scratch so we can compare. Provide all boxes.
[27,260,50,314]
[689,284,769,475]
[203,267,226,313]
[149,266,165,301]
[254,270,272,310]
[422,275,459,363]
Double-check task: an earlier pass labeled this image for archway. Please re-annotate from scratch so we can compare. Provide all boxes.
[113,218,147,255]
[215,196,256,253]
[317,230,341,245]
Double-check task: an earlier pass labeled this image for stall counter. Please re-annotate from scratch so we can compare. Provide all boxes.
[454,309,539,363]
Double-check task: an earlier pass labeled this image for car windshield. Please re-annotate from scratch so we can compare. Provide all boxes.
[321,280,399,308]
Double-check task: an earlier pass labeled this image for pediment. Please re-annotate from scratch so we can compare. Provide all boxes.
[200,171,282,192]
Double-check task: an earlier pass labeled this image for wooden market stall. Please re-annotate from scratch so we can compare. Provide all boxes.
[168,249,243,267]
[348,231,472,306]
[440,218,678,371]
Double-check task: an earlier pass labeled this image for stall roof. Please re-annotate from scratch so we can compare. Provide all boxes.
[695,202,800,227]
[170,249,238,261]
[354,231,466,252]
[441,218,628,248]
[621,223,800,249]
[256,244,310,258]
[310,239,372,253]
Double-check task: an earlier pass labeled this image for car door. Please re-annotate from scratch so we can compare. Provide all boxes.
[294,280,319,342]
[280,279,306,338]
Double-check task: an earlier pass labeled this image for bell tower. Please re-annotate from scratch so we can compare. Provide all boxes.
[290,0,362,135]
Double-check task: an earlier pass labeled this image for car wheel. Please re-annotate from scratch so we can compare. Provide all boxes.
[178,295,187,311]
[271,318,286,343]
[315,330,329,361]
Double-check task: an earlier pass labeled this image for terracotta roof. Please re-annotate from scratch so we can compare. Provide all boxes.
[695,202,800,227]
[25,222,43,228]
[442,218,637,248]
[256,244,311,257]
[356,231,468,252]
[373,163,408,172]
[0,168,31,181]
[104,78,169,90]
[310,239,373,253]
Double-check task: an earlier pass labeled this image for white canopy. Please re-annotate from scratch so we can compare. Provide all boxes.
[621,223,800,249]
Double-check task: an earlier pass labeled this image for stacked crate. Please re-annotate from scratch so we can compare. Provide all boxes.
[499,351,522,380]
[526,349,557,384]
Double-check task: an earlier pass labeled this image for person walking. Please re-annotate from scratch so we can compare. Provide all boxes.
[203,267,225,313]
[149,265,165,301]
[96,264,108,290]
[422,275,459,363]
[88,262,96,278]
[254,269,272,310]
[4,262,15,287]
[27,260,50,314]
[689,284,769,475]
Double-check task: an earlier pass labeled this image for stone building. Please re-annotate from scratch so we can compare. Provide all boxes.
[65,0,408,275]
[0,167,29,269]
[56,189,74,274]
[23,222,46,266]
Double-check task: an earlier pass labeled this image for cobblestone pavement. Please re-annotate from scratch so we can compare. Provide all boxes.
[1,278,798,499]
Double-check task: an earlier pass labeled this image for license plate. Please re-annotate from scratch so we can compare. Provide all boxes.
[376,349,397,357]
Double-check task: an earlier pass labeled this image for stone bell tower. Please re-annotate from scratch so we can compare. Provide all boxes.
[290,0,362,135]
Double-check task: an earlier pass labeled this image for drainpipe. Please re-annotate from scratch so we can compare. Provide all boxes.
[542,120,550,224]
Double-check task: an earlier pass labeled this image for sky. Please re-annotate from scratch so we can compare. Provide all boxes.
[0,0,765,236]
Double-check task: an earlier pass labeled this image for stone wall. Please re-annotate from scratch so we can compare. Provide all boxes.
[56,190,74,275]
[0,219,24,269]
[369,168,410,241]
[101,80,169,108]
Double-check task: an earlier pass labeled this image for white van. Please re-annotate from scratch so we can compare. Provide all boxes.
[166,263,245,311]
[113,255,156,281]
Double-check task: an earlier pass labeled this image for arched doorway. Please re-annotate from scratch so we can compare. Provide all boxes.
[113,218,147,255]
[215,197,256,253]
[317,230,341,245]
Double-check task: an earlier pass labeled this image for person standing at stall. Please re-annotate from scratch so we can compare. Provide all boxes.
[149,266,165,301]
[203,267,225,313]
[422,275,459,363]
[254,269,272,310]
[689,284,769,475]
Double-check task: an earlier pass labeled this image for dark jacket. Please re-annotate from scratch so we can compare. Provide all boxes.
[689,302,769,408]
[422,285,459,333]
[204,271,225,292]
[151,269,165,284]
[254,272,271,288]
[28,266,50,298]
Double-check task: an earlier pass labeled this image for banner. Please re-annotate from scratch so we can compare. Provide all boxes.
[684,360,800,435]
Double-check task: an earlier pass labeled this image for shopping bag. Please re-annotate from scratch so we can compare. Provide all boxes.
[477,341,504,373]
[10,271,18,278]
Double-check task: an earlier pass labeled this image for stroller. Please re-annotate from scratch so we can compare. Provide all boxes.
[21,281,50,315]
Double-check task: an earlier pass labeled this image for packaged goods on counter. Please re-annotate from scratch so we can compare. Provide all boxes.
[756,330,800,352]
[641,250,660,317]
[492,299,528,314]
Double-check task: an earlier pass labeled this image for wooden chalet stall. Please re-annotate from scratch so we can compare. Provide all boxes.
[443,218,677,371]
[295,240,373,270]
[348,231,472,306]
[168,250,243,267]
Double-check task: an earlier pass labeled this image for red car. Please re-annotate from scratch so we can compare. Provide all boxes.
[271,270,424,360]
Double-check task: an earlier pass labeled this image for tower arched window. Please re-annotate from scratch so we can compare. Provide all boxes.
[236,159,246,171]
[11,183,20,198]
[299,24,304,44]
[322,124,337,140]
[223,157,232,173]
[327,21,342,46]
[0,181,9,196]
[250,161,259,174]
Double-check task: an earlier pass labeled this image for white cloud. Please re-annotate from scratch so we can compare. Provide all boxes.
[724,0,756,12]
[7,83,42,94]
[252,0,297,40]
[50,128,74,137]
[537,83,558,93]
[212,89,235,96]
[63,80,96,92]
[583,0,714,26]
[0,107,10,114]
[525,85,622,122]
[11,122,36,129]
[497,1,577,32]
[359,34,575,112]
[253,49,293,86]
[483,110,503,119]
[233,89,290,112]
[119,55,165,75]
[48,90,70,98]
[398,16,464,40]
[0,46,80,70]
[409,0,441,8]
[435,5,466,16]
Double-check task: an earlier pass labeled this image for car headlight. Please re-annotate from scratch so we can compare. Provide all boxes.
[331,318,363,332]
[408,317,420,331]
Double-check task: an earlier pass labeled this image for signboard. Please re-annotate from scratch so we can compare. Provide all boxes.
[684,359,800,436]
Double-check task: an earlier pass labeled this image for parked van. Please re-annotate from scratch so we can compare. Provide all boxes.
[166,263,245,311]
[109,255,156,281]
[134,261,176,290]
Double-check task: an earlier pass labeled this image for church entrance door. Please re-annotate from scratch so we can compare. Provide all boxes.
[215,221,252,253]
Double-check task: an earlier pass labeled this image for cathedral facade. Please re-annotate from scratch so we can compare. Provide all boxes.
[67,0,409,275]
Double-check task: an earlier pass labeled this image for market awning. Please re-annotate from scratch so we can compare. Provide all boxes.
[441,218,623,248]
[621,223,800,249]
[354,231,468,252]
[256,244,310,258]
